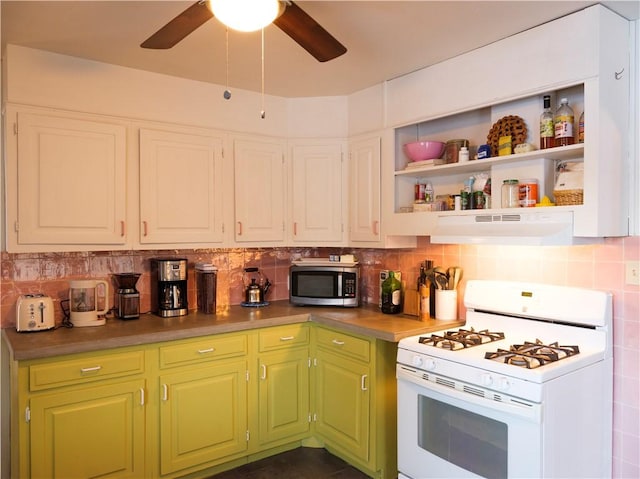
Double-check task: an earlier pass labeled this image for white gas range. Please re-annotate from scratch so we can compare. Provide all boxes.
[396,280,613,479]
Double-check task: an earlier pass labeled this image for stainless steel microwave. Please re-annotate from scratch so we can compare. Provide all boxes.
[289,264,359,307]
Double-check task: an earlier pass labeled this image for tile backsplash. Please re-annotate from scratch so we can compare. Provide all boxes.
[1,236,638,477]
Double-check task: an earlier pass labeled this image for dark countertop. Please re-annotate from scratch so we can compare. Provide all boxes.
[2,301,465,361]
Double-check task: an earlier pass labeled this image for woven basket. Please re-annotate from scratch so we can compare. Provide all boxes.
[554,189,583,206]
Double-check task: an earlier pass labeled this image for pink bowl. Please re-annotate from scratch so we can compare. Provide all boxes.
[403,141,446,162]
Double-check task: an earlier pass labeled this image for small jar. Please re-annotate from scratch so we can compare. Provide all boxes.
[501,179,519,208]
[519,179,538,207]
[459,146,469,162]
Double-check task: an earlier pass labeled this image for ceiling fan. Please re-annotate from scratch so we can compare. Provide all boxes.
[140,0,347,62]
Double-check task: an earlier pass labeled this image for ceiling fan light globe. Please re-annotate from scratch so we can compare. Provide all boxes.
[209,0,280,32]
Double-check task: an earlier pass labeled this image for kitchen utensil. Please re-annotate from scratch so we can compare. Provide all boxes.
[242,267,271,306]
[403,141,446,162]
[69,279,109,327]
[16,294,55,332]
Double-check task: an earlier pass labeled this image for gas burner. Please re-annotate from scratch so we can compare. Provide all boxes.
[485,340,580,368]
[418,328,505,351]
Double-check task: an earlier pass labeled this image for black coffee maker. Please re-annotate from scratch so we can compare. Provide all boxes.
[113,273,141,320]
[151,258,188,317]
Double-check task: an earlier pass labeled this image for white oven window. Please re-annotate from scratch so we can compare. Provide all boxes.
[418,394,507,479]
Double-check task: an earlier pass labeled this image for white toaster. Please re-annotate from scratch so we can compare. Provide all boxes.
[16,294,55,332]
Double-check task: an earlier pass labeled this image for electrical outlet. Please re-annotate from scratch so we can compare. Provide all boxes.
[625,261,640,286]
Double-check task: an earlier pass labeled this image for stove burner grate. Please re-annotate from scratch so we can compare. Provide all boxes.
[418,328,505,351]
[485,340,580,368]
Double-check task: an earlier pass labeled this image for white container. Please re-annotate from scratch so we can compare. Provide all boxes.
[435,289,457,320]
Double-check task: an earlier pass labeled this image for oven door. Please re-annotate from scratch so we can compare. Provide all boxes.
[397,365,542,479]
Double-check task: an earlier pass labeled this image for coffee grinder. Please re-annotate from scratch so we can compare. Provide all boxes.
[151,258,188,317]
[113,273,141,320]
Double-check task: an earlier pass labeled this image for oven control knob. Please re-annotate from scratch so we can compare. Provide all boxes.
[411,355,423,367]
[497,377,510,390]
[481,373,493,386]
[424,358,436,370]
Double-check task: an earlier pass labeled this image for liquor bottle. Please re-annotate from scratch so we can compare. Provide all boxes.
[381,271,402,314]
[554,98,575,146]
[539,95,554,149]
[578,111,585,143]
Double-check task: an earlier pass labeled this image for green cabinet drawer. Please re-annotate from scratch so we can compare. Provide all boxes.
[29,350,145,391]
[315,327,370,363]
[259,324,309,352]
[160,333,248,368]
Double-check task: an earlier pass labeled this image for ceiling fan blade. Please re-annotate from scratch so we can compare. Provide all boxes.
[141,1,213,49]
[273,1,347,62]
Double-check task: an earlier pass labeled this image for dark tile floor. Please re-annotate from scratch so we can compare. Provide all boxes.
[209,447,372,478]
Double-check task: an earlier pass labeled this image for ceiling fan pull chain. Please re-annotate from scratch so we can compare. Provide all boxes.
[223,27,231,100]
[260,28,266,119]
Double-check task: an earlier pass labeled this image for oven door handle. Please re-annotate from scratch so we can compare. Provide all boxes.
[397,366,542,423]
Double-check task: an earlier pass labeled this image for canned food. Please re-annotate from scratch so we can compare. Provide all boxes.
[460,191,470,210]
[519,179,538,207]
[473,191,485,209]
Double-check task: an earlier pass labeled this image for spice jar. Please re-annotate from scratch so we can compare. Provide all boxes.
[501,179,519,208]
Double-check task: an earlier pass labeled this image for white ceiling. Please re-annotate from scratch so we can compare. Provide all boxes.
[2,1,638,98]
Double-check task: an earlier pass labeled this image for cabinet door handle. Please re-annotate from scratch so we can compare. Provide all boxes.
[120,220,126,237]
[80,366,102,373]
[332,339,345,346]
[142,221,148,237]
[373,220,379,235]
[361,374,368,391]
[197,348,215,354]
[237,221,243,236]
[162,384,168,401]
[140,388,145,406]
[280,336,294,341]
[293,222,297,235]
[261,364,267,380]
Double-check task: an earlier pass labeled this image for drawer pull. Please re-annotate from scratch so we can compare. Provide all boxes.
[361,374,368,391]
[332,339,345,346]
[162,384,168,401]
[280,336,295,341]
[261,364,267,380]
[197,348,215,354]
[80,366,102,373]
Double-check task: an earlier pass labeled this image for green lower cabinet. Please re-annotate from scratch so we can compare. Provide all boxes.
[159,359,248,475]
[29,378,146,478]
[314,348,370,463]
[257,348,310,446]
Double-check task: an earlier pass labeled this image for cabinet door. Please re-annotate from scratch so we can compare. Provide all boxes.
[314,349,370,463]
[233,138,285,243]
[290,142,344,244]
[139,128,224,244]
[14,112,127,247]
[159,360,248,475]
[30,379,146,478]
[349,137,381,243]
[258,348,310,446]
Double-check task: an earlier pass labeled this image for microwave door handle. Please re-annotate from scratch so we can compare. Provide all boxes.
[337,273,343,297]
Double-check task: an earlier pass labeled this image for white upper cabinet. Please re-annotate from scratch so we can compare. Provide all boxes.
[233,137,286,243]
[288,141,346,245]
[383,5,631,243]
[348,136,381,244]
[139,128,225,246]
[6,108,128,252]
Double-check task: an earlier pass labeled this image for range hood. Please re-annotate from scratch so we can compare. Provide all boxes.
[430,210,579,245]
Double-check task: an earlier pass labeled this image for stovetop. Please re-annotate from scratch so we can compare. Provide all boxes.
[397,280,613,386]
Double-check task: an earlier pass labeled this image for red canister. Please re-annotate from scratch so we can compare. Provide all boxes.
[519,179,538,207]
